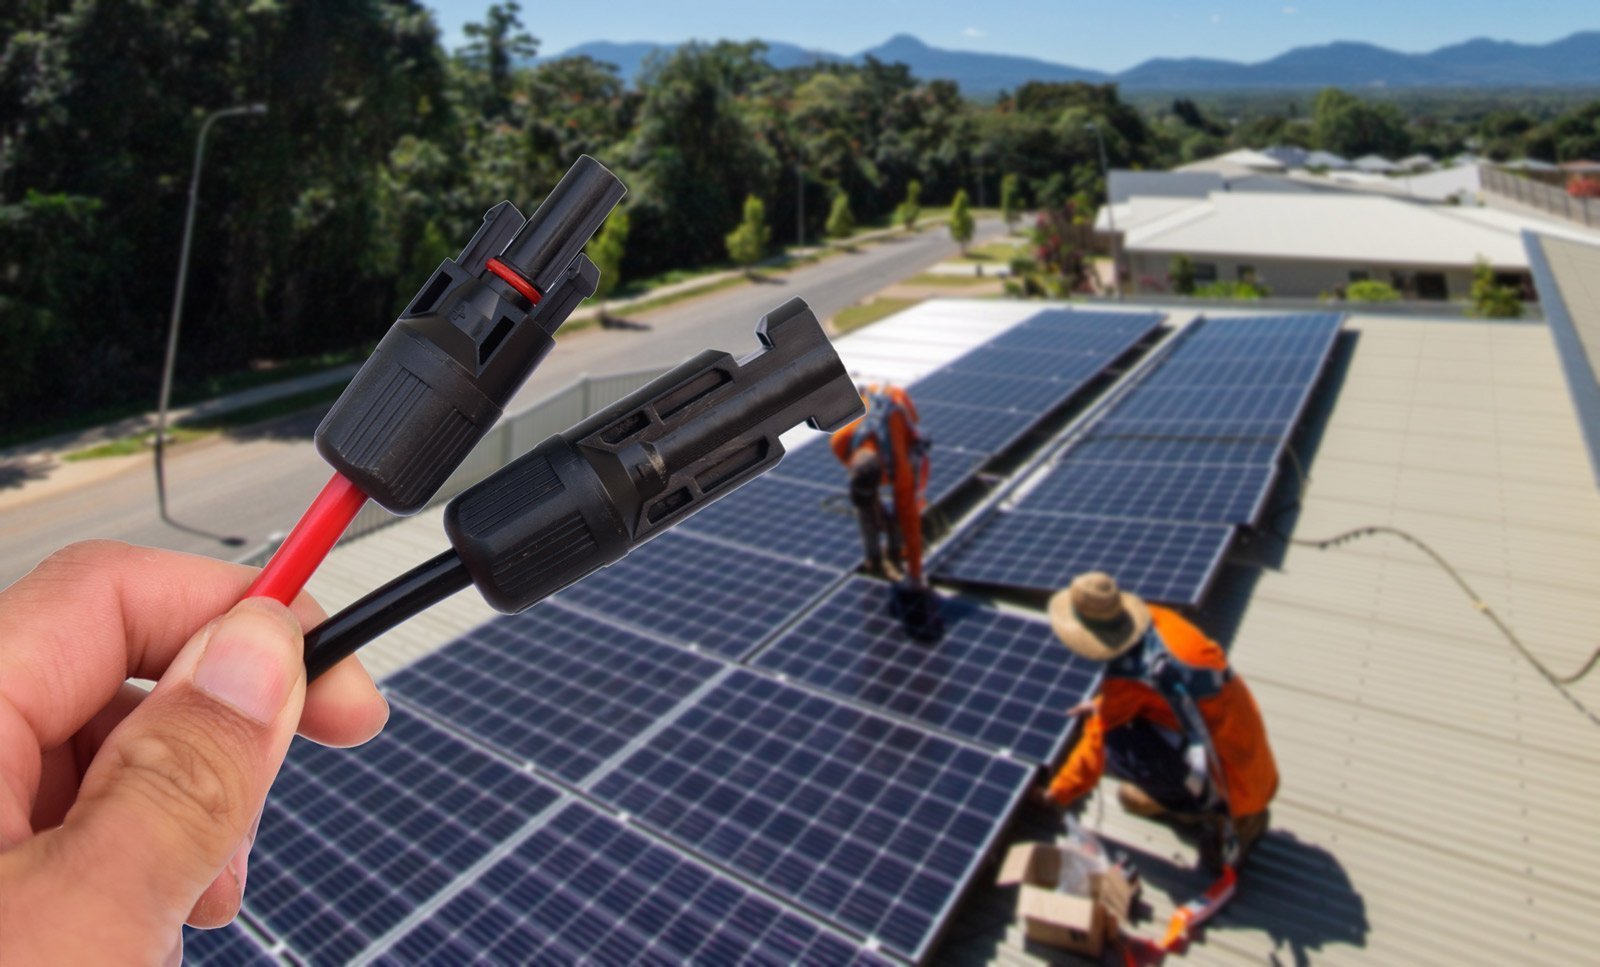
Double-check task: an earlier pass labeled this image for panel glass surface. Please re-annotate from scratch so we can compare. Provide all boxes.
[588,670,1032,961]
[754,578,1098,762]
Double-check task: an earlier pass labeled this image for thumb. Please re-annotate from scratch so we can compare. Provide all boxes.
[43,598,306,936]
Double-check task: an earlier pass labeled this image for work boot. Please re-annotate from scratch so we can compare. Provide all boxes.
[1198,810,1270,873]
[1116,783,1168,819]
[882,558,905,582]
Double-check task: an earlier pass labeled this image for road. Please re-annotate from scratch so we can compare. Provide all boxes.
[0,218,1005,587]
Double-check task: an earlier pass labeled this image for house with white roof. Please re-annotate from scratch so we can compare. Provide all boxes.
[1354,154,1401,174]
[1110,189,1598,299]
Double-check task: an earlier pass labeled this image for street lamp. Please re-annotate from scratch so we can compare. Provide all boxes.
[154,102,266,544]
[1085,122,1122,301]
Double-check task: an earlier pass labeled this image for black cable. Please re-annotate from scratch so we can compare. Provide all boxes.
[304,549,471,681]
[1260,446,1600,726]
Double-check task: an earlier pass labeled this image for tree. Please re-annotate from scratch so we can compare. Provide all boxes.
[1000,173,1021,230]
[586,208,629,322]
[896,179,922,232]
[1312,87,1411,158]
[825,190,856,242]
[1169,255,1197,296]
[1031,204,1090,296]
[725,194,770,275]
[1469,258,1524,319]
[461,3,538,118]
[948,188,973,254]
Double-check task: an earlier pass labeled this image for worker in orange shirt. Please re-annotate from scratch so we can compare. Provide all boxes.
[830,383,928,585]
[1041,572,1278,871]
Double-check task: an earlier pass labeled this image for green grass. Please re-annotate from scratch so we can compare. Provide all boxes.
[833,297,924,335]
[903,272,1005,288]
[953,238,1030,265]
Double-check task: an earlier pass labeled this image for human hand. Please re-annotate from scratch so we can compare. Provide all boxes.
[0,541,389,963]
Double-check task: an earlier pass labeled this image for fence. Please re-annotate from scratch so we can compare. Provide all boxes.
[236,367,670,567]
[1481,166,1600,228]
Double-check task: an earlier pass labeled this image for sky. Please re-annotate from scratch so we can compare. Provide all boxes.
[426,1,1597,73]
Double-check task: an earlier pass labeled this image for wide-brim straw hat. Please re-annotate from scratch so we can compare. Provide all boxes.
[1048,572,1152,662]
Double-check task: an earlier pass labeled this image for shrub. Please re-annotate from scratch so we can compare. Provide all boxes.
[1194,280,1268,300]
[1345,279,1401,302]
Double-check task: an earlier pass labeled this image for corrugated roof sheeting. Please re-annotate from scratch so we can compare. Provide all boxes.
[949,312,1600,965]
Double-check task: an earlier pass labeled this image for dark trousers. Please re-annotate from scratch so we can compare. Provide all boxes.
[1104,719,1216,816]
[849,453,899,567]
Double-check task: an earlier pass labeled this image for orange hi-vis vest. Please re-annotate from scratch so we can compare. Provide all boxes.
[830,384,924,581]
[1047,606,1278,818]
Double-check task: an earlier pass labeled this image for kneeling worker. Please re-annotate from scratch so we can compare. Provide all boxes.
[830,383,927,585]
[1042,572,1278,871]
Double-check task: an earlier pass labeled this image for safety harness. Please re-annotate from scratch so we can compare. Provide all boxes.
[852,388,930,505]
[1106,628,1240,958]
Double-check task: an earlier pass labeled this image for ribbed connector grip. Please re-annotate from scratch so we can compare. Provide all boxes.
[443,297,863,614]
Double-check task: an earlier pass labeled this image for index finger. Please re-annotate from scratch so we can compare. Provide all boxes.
[0,541,329,756]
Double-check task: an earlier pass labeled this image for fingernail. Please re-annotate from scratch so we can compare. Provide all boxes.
[193,606,298,725]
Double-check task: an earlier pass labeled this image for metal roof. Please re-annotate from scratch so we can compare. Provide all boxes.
[944,309,1600,964]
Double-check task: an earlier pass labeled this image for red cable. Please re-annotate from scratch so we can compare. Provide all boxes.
[244,473,369,605]
[484,258,542,306]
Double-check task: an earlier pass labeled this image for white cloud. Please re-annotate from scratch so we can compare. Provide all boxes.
[1210,13,1223,23]
[962,26,986,39]
[1282,5,1299,13]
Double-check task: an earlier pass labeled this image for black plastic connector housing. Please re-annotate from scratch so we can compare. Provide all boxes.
[316,156,625,514]
[444,297,863,613]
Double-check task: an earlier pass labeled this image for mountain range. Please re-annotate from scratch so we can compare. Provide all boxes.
[538,31,1600,94]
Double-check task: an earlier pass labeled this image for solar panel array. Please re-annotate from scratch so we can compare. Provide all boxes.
[755,309,1165,554]
[753,577,1099,763]
[197,308,1165,964]
[938,313,1343,604]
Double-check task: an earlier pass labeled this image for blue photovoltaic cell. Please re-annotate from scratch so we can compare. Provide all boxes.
[1111,385,1310,426]
[768,439,849,490]
[182,924,276,966]
[924,445,990,505]
[1021,460,1277,526]
[679,475,864,570]
[588,670,1033,962]
[240,708,560,964]
[915,400,1038,455]
[946,346,1107,382]
[1070,433,1280,465]
[910,369,1077,413]
[1138,353,1325,390]
[1089,416,1288,446]
[555,529,840,660]
[377,801,891,966]
[754,577,1099,763]
[387,603,723,781]
[936,510,1232,605]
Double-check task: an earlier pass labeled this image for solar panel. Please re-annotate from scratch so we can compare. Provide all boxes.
[1111,385,1310,426]
[555,530,841,660]
[1016,308,1164,339]
[769,439,848,490]
[182,924,276,965]
[753,577,1099,763]
[1089,416,1288,446]
[679,475,864,571]
[386,604,723,782]
[946,346,1107,382]
[1137,353,1325,390]
[910,369,1076,413]
[915,400,1037,455]
[376,801,891,966]
[587,669,1033,961]
[241,708,560,963]
[935,510,1232,605]
[1021,459,1278,525]
[1069,433,1280,465]
[1175,314,1342,360]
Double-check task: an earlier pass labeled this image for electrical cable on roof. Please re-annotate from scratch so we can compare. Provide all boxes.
[1263,448,1600,727]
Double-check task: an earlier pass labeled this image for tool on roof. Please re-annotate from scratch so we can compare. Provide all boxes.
[301,297,863,679]
[243,156,626,605]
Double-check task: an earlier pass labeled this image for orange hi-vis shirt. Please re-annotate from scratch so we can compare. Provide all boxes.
[1047,606,1279,818]
[831,385,923,581]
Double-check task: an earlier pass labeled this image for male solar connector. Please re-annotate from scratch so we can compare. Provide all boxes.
[243,156,626,605]
[301,297,863,679]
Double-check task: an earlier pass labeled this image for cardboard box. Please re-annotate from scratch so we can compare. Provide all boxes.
[996,843,1134,957]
